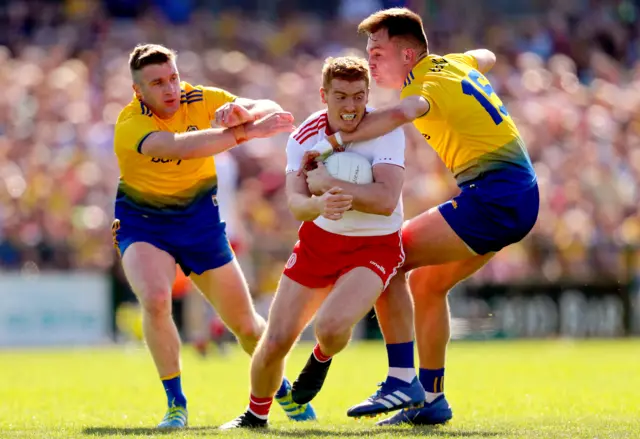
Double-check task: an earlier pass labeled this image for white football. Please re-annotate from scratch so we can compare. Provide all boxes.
[324,151,373,185]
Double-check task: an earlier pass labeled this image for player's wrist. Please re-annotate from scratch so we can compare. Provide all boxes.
[318,177,337,194]
[308,195,323,216]
[326,133,345,152]
[311,139,333,157]
[232,124,249,144]
[328,132,344,148]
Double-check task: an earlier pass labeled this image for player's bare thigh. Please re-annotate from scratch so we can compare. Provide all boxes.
[262,275,331,349]
[401,206,477,271]
[121,242,176,305]
[408,253,494,300]
[189,259,261,337]
[315,267,384,335]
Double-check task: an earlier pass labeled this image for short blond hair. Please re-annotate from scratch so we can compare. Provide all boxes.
[322,56,370,90]
[358,8,428,51]
[128,44,177,73]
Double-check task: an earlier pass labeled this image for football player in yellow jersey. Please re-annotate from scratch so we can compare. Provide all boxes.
[112,44,316,428]
[303,8,539,425]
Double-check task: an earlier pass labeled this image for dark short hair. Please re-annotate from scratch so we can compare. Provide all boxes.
[128,44,177,73]
[358,8,428,51]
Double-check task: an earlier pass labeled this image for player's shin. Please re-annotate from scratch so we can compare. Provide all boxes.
[375,273,417,384]
[140,304,186,407]
[251,338,288,400]
[414,295,450,403]
[246,332,293,422]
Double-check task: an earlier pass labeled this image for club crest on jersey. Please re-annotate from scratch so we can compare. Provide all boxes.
[286,253,297,269]
[187,125,199,132]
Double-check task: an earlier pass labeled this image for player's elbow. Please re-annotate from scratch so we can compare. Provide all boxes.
[468,49,496,73]
[398,97,429,122]
[287,198,317,222]
[368,194,396,216]
[291,210,315,222]
[377,199,396,216]
[482,52,497,72]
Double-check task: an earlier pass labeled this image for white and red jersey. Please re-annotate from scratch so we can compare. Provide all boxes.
[286,109,405,237]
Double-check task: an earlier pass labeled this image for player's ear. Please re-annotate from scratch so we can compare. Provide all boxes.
[320,87,327,104]
[132,83,142,100]
[402,48,411,63]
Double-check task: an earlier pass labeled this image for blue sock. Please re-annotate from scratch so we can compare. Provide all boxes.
[275,377,290,399]
[386,342,416,384]
[162,374,187,408]
[419,368,445,396]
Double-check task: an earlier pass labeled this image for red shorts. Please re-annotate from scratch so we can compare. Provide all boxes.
[283,222,405,289]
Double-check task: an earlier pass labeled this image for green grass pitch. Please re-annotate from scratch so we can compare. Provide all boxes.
[1,340,638,438]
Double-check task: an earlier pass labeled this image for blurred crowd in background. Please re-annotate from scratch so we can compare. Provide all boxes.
[1,0,640,298]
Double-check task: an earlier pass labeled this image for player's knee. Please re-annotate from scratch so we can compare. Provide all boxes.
[139,289,172,317]
[229,316,263,346]
[259,331,297,362]
[409,269,454,301]
[315,317,350,348]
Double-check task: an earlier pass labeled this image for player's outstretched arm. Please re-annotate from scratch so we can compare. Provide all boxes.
[234,97,284,120]
[306,162,403,216]
[310,96,428,157]
[215,97,286,128]
[139,111,294,159]
[464,49,496,73]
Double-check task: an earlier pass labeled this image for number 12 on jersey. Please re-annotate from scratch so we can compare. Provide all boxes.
[461,69,509,125]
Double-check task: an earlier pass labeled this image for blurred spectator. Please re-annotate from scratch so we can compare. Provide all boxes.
[0,0,639,291]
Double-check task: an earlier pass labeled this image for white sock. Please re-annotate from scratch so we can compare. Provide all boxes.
[388,367,416,384]
[425,391,443,403]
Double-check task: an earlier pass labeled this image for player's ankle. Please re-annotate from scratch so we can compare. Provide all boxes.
[386,342,416,384]
[312,343,334,362]
[248,394,273,421]
[419,367,445,397]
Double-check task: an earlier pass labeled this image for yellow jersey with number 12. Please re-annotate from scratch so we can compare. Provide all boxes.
[400,53,535,185]
[113,81,236,213]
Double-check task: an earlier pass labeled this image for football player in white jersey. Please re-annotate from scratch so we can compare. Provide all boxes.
[222,56,420,429]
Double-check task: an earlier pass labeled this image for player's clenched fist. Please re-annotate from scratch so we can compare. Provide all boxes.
[306,162,334,196]
[215,102,253,127]
[298,150,320,176]
[246,111,295,139]
[316,187,352,221]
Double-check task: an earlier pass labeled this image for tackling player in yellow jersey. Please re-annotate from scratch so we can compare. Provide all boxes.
[112,44,315,428]
[304,8,539,425]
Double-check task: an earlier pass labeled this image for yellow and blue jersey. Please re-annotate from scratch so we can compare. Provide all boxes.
[113,81,236,213]
[401,53,535,186]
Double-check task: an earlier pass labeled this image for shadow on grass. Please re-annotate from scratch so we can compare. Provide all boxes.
[83,427,217,436]
[256,427,503,438]
[84,426,502,437]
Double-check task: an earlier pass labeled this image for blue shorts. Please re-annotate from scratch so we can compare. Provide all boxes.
[112,195,234,276]
[439,169,539,255]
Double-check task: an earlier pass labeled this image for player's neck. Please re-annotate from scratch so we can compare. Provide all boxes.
[140,98,176,120]
[325,117,337,136]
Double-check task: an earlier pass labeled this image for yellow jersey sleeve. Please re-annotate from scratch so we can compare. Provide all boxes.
[114,114,161,154]
[193,85,237,121]
[444,53,479,69]
[400,79,444,121]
